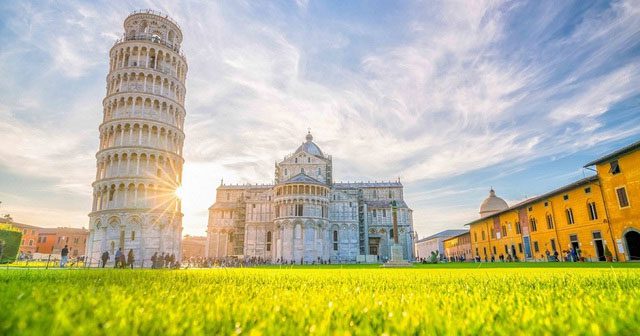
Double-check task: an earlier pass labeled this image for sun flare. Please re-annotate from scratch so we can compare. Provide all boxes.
[175,186,184,199]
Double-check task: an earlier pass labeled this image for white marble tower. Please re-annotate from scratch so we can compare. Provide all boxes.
[86,10,187,267]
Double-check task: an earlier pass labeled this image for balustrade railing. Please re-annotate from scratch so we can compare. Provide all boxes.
[113,33,185,58]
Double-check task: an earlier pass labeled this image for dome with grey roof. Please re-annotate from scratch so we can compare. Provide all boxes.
[479,188,508,218]
[295,131,324,157]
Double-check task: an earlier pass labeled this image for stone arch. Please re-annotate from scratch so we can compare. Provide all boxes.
[622,227,640,261]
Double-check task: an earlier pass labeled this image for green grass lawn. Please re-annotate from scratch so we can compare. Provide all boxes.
[1,266,639,335]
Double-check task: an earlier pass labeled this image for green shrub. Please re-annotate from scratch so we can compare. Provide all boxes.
[0,224,22,264]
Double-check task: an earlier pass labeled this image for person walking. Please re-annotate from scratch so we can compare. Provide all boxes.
[127,249,134,269]
[151,252,158,269]
[101,251,109,268]
[60,245,69,268]
[114,248,123,268]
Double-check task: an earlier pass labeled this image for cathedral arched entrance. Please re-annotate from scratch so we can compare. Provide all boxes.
[623,229,640,261]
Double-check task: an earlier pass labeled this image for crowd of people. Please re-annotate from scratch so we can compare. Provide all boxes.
[98,249,180,269]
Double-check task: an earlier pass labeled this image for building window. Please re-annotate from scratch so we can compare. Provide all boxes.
[584,187,591,194]
[593,231,602,239]
[388,190,393,198]
[481,231,486,241]
[390,229,394,239]
[570,234,578,242]
[546,214,554,229]
[530,217,538,232]
[295,204,303,216]
[284,168,288,175]
[504,245,508,254]
[588,202,598,220]
[566,208,575,225]
[515,222,521,235]
[528,206,533,212]
[333,230,338,251]
[544,202,548,207]
[616,187,630,208]
[266,231,272,252]
[131,231,136,241]
[493,246,497,255]
[533,241,539,253]
[563,194,569,201]
[28,239,33,246]
[474,232,478,242]
[308,157,311,163]
[382,209,386,218]
[609,160,621,174]
[501,225,507,237]
[373,210,377,218]
[518,243,523,253]
[317,168,321,175]
[550,238,556,252]
[295,158,298,163]
[301,168,305,174]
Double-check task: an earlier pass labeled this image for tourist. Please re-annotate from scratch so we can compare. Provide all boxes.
[553,250,559,262]
[101,251,109,268]
[151,252,158,269]
[127,249,134,269]
[114,248,123,268]
[60,245,69,268]
[545,250,551,261]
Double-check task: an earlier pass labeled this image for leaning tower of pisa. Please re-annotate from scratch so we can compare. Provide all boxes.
[86,10,187,267]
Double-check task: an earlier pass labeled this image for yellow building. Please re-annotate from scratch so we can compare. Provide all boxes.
[467,177,610,262]
[465,139,640,262]
[585,140,640,261]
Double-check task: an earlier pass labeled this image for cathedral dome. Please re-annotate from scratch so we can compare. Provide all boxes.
[479,188,508,218]
[295,131,324,157]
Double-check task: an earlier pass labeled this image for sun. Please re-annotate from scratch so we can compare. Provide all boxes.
[175,186,184,199]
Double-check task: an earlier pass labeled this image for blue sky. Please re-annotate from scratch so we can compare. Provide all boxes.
[1,0,639,238]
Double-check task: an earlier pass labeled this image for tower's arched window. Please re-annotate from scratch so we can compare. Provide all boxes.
[333,230,338,251]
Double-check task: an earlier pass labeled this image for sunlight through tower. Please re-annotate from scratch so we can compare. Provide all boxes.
[86,10,187,267]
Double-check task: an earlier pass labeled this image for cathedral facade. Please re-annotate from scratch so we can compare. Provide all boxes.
[206,132,415,263]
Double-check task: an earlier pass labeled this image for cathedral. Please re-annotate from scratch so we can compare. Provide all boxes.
[206,132,415,263]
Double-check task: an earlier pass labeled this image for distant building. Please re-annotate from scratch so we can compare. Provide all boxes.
[182,235,206,259]
[415,229,469,260]
[443,232,472,261]
[0,218,40,255]
[37,227,89,257]
[207,131,415,263]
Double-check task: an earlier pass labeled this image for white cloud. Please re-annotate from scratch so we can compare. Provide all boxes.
[0,1,639,238]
